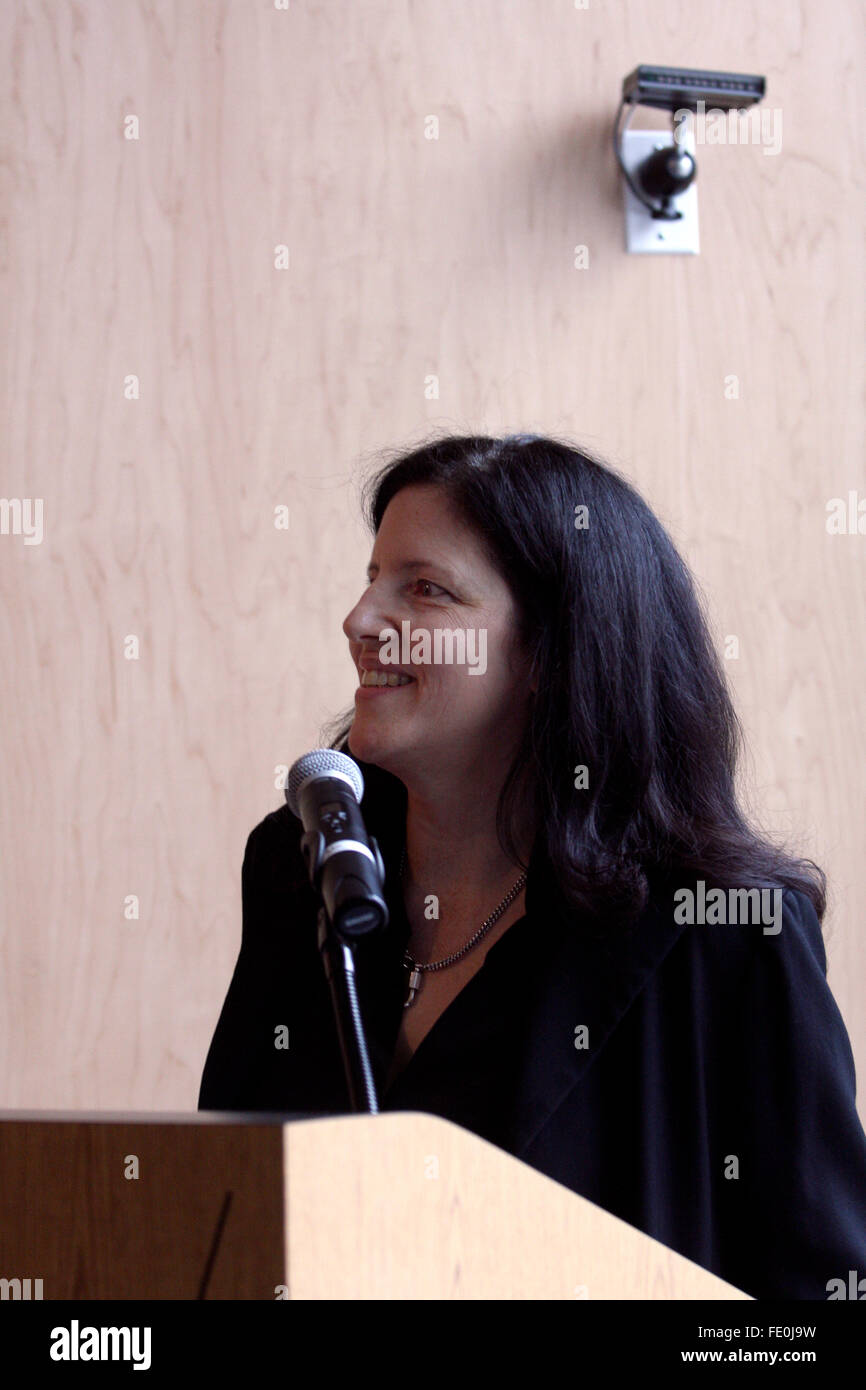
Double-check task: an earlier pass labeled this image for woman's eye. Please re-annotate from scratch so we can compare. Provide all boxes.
[411,578,450,599]
[364,574,452,598]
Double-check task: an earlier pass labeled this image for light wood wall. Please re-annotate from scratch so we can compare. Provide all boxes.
[1,1,864,1130]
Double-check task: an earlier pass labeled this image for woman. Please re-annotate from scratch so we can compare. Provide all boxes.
[199,432,866,1300]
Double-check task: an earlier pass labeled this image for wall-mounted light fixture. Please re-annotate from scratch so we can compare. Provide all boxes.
[615,64,766,255]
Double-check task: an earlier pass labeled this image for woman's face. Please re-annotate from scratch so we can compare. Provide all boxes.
[342,484,536,788]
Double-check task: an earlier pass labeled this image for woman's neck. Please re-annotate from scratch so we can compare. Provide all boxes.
[399,778,534,955]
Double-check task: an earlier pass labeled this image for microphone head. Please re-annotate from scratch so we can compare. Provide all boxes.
[285,748,365,818]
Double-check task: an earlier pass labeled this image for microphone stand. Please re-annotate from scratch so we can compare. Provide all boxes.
[316,907,380,1114]
[300,830,383,1114]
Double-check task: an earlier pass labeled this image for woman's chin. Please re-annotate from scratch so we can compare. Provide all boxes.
[347,724,393,768]
[350,723,419,781]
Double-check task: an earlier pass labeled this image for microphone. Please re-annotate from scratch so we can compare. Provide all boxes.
[285,749,389,938]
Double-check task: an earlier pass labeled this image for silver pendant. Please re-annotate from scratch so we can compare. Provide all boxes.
[403,954,423,1008]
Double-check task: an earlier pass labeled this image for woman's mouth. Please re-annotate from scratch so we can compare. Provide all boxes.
[358,661,414,683]
[357,668,416,690]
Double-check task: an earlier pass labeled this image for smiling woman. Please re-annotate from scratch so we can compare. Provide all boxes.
[199,430,866,1301]
[341,483,532,831]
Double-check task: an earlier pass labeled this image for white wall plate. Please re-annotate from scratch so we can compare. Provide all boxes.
[621,128,699,255]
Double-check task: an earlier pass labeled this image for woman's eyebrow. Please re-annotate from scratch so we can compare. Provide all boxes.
[365,559,460,583]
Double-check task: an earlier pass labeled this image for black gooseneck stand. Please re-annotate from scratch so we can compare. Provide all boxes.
[316,905,380,1113]
[299,827,387,1114]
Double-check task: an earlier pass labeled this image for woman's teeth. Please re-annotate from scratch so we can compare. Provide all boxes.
[360,669,414,687]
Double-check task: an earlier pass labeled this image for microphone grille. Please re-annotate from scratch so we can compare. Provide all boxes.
[285,748,365,817]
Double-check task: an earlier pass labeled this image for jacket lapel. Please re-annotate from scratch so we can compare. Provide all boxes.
[503,865,690,1156]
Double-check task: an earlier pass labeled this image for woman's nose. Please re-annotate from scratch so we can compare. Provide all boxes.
[342,582,392,643]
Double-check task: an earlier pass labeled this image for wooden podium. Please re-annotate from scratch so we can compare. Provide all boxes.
[0,1109,750,1299]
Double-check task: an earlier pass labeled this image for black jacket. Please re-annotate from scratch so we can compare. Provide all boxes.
[198,758,866,1300]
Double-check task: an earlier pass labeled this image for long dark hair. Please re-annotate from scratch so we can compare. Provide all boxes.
[323,431,826,930]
